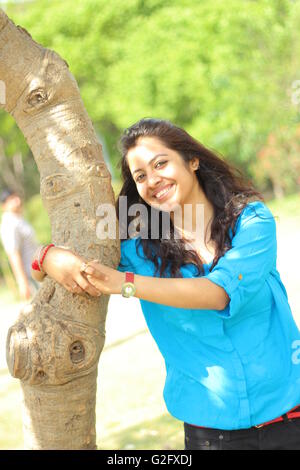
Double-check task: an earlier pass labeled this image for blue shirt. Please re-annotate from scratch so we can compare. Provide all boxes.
[117,201,300,430]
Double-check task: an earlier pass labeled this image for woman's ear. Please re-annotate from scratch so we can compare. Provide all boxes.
[190,158,199,172]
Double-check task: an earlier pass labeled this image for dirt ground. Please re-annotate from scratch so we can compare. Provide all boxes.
[274,213,300,327]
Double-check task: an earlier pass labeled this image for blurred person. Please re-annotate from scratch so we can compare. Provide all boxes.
[31,119,300,450]
[0,188,39,301]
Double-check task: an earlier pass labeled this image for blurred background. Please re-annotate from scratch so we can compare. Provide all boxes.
[0,0,299,450]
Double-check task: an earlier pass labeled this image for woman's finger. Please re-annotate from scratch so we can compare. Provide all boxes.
[76,275,102,297]
[65,283,83,295]
[86,275,109,295]
[83,265,108,281]
[79,262,88,273]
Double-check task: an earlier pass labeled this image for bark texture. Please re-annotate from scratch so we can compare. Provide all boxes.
[0,10,120,449]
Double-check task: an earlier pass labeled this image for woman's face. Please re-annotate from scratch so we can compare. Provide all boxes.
[126,136,200,212]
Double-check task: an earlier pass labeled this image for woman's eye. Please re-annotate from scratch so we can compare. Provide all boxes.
[136,174,145,183]
[155,160,167,169]
[135,161,167,183]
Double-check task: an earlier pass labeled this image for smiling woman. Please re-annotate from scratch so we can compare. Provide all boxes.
[116,118,262,275]
[33,118,300,450]
[127,139,199,212]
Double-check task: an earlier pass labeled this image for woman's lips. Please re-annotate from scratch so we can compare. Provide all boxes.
[153,184,175,200]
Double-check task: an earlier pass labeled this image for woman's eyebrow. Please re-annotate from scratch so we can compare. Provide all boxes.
[132,153,168,175]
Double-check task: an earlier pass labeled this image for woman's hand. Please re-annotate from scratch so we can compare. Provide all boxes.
[81,260,125,295]
[42,246,103,297]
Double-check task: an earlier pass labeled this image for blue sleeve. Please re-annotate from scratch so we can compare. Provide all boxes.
[205,201,277,319]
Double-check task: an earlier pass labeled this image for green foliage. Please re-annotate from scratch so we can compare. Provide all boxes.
[267,192,300,218]
[0,0,299,191]
[0,113,40,198]
[23,194,51,245]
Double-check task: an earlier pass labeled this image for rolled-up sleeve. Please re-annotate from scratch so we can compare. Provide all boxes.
[205,202,277,319]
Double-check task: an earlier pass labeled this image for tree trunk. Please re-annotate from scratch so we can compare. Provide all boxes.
[0,9,120,449]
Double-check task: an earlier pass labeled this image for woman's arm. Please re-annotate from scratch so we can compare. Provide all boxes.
[31,265,46,283]
[32,246,228,309]
[32,246,103,297]
[133,274,229,310]
[80,202,276,313]
[82,262,229,311]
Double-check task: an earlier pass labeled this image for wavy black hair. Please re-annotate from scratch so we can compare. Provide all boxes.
[116,118,264,278]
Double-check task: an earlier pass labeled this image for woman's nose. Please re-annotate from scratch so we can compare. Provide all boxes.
[148,172,162,188]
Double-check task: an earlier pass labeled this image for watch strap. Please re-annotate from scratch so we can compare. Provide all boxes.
[125,272,134,283]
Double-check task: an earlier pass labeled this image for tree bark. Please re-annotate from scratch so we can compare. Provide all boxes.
[0,9,120,449]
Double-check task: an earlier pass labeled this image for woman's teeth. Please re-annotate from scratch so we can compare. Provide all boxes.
[155,185,173,199]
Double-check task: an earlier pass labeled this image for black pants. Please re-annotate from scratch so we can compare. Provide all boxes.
[184,417,300,450]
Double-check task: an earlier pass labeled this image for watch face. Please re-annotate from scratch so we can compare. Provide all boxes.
[122,282,136,298]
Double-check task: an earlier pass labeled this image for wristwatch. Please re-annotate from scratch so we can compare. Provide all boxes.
[121,272,136,298]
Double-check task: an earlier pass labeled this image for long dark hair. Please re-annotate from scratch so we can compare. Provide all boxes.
[116,118,263,278]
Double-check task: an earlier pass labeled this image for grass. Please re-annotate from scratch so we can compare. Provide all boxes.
[266,192,300,218]
[98,415,184,450]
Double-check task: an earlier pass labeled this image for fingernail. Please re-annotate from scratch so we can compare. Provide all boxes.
[85,268,94,275]
[104,276,109,281]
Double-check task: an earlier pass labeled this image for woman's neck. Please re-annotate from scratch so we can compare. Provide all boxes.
[171,187,215,245]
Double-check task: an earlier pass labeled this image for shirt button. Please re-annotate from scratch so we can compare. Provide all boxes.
[238,274,243,280]
[204,440,210,446]
[219,434,224,440]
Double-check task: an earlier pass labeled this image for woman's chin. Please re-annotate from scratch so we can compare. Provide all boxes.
[156,200,181,213]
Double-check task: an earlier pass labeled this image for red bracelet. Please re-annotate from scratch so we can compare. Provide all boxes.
[40,244,55,272]
[31,245,46,272]
[31,259,40,271]
[31,244,55,272]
